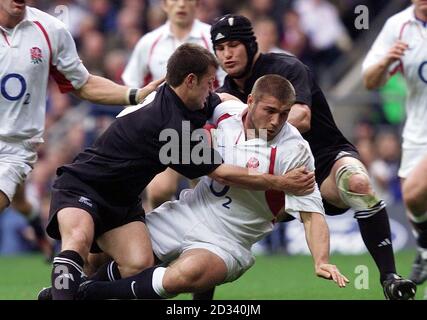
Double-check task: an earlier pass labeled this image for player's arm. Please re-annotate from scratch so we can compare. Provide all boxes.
[288,103,311,133]
[74,75,164,106]
[301,212,349,287]
[52,22,161,106]
[362,40,408,90]
[209,164,313,192]
[206,123,315,195]
[216,92,241,102]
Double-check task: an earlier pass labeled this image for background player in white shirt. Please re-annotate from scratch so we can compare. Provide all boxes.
[122,0,226,211]
[0,1,162,257]
[362,0,427,286]
[76,75,348,300]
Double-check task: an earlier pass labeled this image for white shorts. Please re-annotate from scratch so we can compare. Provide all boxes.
[0,138,40,202]
[146,200,255,283]
[398,146,427,178]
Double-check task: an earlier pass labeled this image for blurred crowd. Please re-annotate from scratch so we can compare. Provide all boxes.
[0,0,407,255]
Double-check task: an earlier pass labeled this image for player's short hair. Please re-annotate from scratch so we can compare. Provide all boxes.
[166,43,219,87]
[251,74,296,107]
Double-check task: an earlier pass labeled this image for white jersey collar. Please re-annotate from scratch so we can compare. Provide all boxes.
[164,19,204,40]
[0,6,31,33]
[406,5,427,27]
[235,108,288,147]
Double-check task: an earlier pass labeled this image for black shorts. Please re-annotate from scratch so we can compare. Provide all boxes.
[46,172,145,253]
[314,144,360,216]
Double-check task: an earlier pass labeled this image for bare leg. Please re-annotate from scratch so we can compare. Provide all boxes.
[401,155,427,285]
[51,208,94,300]
[12,183,53,260]
[77,249,228,300]
[96,221,154,278]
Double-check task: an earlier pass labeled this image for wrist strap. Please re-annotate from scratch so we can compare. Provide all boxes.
[128,88,139,105]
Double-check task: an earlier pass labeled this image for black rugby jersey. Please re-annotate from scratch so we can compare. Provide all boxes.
[59,84,222,205]
[218,53,354,161]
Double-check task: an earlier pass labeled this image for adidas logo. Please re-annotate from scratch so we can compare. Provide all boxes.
[78,196,93,208]
[378,238,392,247]
[215,33,225,41]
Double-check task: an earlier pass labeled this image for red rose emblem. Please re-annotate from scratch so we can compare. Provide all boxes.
[246,157,260,169]
[30,47,43,64]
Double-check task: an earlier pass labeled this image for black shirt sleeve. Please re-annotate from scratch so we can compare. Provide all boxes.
[204,92,222,119]
[216,86,227,93]
[169,146,223,179]
[281,59,312,107]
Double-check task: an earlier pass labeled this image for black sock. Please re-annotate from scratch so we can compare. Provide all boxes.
[83,266,162,300]
[28,215,46,240]
[90,261,122,281]
[51,250,85,300]
[356,207,396,282]
[409,220,427,249]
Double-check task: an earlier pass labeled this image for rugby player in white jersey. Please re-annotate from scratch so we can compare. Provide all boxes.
[75,75,349,300]
[212,14,415,300]
[122,0,226,211]
[0,1,162,258]
[362,0,427,285]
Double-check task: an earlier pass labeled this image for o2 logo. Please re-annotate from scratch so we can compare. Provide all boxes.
[1,73,31,104]
[419,61,427,84]
[209,180,232,209]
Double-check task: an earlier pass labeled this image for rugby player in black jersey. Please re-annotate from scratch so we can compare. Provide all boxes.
[43,43,315,300]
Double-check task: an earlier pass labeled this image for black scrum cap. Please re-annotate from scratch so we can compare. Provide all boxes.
[211,14,258,79]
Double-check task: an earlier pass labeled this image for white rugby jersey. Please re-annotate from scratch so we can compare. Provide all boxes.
[122,19,225,88]
[0,6,89,140]
[362,5,427,148]
[156,100,324,249]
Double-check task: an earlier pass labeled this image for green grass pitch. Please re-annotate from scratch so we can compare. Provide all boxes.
[0,250,425,300]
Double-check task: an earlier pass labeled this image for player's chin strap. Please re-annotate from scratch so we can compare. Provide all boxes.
[335,164,386,219]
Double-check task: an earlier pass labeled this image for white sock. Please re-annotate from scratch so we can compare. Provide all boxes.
[152,267,176,299]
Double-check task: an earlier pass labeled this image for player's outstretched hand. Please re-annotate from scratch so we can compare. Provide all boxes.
[316,263,349,288]
[137,77,165,103]
[281,166,315,196]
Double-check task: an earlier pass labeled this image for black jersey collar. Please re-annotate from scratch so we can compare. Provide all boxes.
[164,84,210,128]
[223,53,266,100]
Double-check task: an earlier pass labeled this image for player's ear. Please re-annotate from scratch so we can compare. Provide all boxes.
[185,73,196,88]
[247,94,254,109]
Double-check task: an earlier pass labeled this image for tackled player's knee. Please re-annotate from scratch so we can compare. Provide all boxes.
[166,263,206,293]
